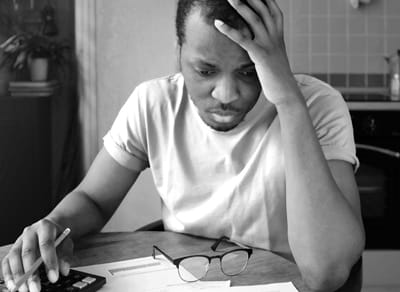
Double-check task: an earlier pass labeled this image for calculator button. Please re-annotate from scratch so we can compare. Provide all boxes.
[72,281,88,289]
[71,273,84,280]
[82,276,96,284]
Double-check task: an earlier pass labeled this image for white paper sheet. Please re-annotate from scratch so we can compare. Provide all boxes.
[75,256,298,292]
[197,282,299,291]
[159,282,299,292]
[74,255,230,292]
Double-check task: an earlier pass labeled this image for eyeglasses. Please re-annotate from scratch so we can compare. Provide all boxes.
[152,236,253,282]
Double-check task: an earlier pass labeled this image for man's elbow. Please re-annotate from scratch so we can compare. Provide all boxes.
[300,250,364,292]
[301,228,365,291]
[301,263,351,292]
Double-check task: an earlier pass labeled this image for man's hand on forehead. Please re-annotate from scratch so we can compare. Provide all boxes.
[214,0,300,106]
[214,0,284,58]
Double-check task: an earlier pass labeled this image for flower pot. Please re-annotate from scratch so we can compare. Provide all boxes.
[29,57,49,81]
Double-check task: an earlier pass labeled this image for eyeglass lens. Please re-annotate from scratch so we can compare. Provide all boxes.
[178,250,249,281]
[178,256,209,282]
[221,250,249,276]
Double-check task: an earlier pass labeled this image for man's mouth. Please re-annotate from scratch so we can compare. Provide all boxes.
[209,110,239,123]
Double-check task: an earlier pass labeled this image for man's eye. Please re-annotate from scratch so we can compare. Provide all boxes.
[198,70,215,76]
[239,70,256,77]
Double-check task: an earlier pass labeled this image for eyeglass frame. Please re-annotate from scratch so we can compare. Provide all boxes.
[152,236,253,282]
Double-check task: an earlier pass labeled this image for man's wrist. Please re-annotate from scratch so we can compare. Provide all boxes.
[44,216,68,233]
[274,91,306,113]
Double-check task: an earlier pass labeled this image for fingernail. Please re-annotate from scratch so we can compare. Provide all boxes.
[19,283,28,292]
[6,280,15,291]
[214,19,224,27]
[61,260,70,276]
[48,270,58,283]
[28,281,40,292]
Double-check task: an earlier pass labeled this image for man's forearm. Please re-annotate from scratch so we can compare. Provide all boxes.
[46,190,108,240]
[275,92,364,290]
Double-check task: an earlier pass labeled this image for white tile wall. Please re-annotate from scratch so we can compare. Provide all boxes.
[277,0,400,73]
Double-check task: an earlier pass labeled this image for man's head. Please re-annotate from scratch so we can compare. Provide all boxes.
[176,0,262,132]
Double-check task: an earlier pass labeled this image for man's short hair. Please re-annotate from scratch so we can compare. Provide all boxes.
[176,0,250,47]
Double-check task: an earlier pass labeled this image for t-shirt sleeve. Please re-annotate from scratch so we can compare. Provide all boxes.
[306,84,360,172]
[103,85,149,172]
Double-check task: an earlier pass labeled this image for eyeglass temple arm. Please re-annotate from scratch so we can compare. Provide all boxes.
[152,245,175,263]
[211,236,249,251]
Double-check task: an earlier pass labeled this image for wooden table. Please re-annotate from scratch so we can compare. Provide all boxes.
[0,231,361,291]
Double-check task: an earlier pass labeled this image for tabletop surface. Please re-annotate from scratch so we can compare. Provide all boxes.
[0,231,361,291]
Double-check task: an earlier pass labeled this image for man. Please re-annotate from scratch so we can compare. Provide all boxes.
[2,0,365,291]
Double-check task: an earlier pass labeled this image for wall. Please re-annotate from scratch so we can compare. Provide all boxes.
[94,0,178,231]
[279,0,400,76]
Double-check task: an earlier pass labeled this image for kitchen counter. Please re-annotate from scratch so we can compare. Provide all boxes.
[340,90,400,111]
[347,101,400,111]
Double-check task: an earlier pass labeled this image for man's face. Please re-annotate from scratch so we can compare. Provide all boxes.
[179,9,262,132]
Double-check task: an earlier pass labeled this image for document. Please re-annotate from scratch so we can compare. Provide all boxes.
[75,256,298,292]
[194,282,299,291]
[160,282,299,292]
[75,255,230,292]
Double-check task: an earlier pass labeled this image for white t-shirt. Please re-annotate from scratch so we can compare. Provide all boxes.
[103,73,358,256]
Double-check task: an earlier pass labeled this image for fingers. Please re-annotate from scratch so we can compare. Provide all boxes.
[58,239,73,277]
[214,19,254,51]
[37,220,74,281]
[246,0,276,35]
[27,274,41,292]
[227,0,268,40]
[37,222,59,283]
[265,0,284,33]
[2,256,16,291]
[8,246,28,292]
[21,227,40,292]
[2,219,73,292]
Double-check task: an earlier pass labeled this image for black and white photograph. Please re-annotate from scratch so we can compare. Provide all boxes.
[0,0,400,291]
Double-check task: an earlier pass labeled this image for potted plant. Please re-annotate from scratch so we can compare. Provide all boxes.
[0,32,70,81]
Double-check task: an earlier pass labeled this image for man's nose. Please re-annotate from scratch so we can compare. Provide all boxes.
[211,76,239,104]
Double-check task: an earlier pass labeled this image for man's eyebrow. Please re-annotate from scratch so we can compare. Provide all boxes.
[192,59,255,69]
[195,60,217,67]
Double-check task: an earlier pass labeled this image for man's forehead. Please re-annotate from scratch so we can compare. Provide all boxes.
[185,7,252,40]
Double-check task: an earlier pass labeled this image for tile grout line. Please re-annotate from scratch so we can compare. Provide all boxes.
[327,0,331,80]
[307,0,312,74]
[364,3,368,86]
[383,0,388,86]
[345,0,350,87]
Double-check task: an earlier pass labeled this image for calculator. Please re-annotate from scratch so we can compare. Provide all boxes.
[0,265,106,292]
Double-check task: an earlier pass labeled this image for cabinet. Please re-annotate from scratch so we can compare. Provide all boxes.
[0,96,52,245]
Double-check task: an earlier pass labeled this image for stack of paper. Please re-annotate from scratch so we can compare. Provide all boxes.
[8,80,59,97]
